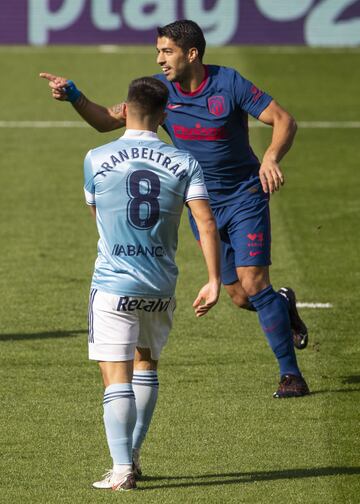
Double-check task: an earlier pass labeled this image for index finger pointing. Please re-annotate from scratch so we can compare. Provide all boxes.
[39,72,58,81]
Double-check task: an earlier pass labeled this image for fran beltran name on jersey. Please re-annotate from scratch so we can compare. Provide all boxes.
[95,147,188,181]
[117,296,171,313]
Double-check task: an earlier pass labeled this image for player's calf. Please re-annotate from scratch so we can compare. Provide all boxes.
[279,287,309,350]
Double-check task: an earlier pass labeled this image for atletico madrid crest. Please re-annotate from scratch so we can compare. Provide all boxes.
[208,95,225,116]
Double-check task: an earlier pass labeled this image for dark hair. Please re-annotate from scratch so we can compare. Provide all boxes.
[127,77,169,115]
[157,19,206,61]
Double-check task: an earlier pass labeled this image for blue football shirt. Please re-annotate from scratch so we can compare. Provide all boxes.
[84,129,208,297]
[155,65,273,207]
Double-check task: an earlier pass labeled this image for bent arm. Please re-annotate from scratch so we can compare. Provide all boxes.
[73,95,125,132]
[258,99,297,163]
[187,199,221,316]
[257,100,297,193]
[39,72,125,132]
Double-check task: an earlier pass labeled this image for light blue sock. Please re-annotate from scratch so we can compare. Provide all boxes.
[132,370,159,450]
[103,383,136,465]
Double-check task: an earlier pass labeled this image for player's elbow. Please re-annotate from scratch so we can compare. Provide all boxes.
[93,115,124,133]
[277,109,297,132]
[288,114,297,137]
[199,215,218,236]
[94,120,118,133]
[277,111,297,141]
[94,124,108,133]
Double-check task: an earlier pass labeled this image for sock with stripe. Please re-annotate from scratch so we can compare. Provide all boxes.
[249,285,300,377]
[103,383,136,474]
[132,370,159,451]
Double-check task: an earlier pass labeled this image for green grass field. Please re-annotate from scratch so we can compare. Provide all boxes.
[0,46,359,503]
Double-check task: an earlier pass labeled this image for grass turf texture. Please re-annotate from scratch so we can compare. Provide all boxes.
[0,46,359,503]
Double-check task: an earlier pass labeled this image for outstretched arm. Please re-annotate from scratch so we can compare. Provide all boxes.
[39,72,125,132]
[258,100,297,194]
[187,199,221,317]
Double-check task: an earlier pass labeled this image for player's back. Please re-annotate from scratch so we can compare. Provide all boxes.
[84,130,206,298]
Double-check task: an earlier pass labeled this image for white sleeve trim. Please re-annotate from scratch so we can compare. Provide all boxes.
[184,183,209,203]
[84,188,95,206]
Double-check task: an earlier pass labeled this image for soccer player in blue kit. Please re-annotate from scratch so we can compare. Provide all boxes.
[83,76,220,490]
[40,20,310,398]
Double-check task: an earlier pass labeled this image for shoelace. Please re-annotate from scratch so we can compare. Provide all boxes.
[101,470,113,482]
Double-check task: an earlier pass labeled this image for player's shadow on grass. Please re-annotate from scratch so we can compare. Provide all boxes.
[0,330,87,341]
[140,466,360,490]
[342,374,360,384]
[310,388,360,395]
[309,375,360,395]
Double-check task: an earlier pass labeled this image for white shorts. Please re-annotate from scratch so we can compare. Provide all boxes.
[88,289,176,362]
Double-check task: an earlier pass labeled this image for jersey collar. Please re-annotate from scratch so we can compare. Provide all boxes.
[122,129,159,140]
[175,65,209,97]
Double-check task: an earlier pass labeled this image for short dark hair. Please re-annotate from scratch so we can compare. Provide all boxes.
[127,77,169,115]
[157,19,206,61]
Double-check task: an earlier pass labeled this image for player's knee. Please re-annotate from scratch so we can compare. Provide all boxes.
[230,292,249,308]
[134,347,158,371]
[240,276,268,298]
[236,267,270,298]
[225,283,249,308]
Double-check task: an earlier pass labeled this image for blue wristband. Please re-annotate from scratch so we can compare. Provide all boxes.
[64,80,81,103]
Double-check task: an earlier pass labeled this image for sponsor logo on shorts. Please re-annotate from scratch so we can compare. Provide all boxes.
[247,185,259,194]
[247,232,265,257]
[116,296,171,312]
[247,232,264,242]
[247,232,264,248]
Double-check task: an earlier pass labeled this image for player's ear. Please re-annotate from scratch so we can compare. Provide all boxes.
[188,47,198,63]
[123,103,128,118]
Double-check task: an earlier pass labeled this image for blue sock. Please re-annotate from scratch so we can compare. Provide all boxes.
[132,370,159,451]
[103,383,136,465]
[249,285,300,377]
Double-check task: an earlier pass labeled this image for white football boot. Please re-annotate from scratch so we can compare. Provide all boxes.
[92,470,137,491]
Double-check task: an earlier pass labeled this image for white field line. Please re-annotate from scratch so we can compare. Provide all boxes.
[0,120,359,129]
[0,121,88,128]
[296,302,333,309]
[251,121,360,129]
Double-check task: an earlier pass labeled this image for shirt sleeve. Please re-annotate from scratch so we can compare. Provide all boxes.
[233,69,273,118]
[184,157,209,203]
[83,150,96,206]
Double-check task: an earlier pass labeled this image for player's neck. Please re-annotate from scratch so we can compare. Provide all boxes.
[125,118,159,133]
[178,63,206,93]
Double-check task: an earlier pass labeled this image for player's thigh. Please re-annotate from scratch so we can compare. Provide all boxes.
[228,199,271,269]
[88,289,139,363]
[138,297,176,361]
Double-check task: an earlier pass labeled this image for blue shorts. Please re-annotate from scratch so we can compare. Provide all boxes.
[189,198,271,285]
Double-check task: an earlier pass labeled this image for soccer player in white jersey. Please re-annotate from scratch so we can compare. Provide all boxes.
[84,76,220,491]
